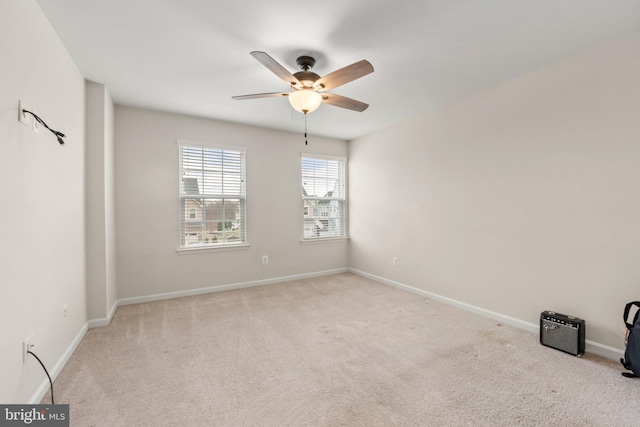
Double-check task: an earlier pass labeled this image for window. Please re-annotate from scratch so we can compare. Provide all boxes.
[302,155,347,240]
[178,141,246,248]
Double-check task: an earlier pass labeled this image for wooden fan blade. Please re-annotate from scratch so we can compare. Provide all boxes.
[314,60,374,91]
[321,93,369,112]
[232,92,289,100]
[250,51,301,89]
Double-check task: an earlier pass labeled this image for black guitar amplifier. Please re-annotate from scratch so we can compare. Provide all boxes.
[540,311,585,356]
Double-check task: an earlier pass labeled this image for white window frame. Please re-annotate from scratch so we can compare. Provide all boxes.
[177,139,248,253]
[301,154,348,242]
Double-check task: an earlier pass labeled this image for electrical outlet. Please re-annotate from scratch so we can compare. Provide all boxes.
[62,303,68,321]
[23,335,34,363]
[262,255,269,264]
[18,100,31,127]
[392,257,399,267]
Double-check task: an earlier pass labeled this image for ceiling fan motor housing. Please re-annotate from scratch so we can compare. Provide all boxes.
[294,56,320,88]
[293,71,320,88]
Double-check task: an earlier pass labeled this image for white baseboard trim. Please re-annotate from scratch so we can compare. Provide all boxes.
[116,268,350,307]
[350,268,624,361]
[87,300,119,328]
[29,322,89,404]
[584,340,624,360]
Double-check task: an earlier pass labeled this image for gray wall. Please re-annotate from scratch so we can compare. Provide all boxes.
[114,107,349,300]
[349,33,640,351]
[86,81,117,321]
[0,0,87,403]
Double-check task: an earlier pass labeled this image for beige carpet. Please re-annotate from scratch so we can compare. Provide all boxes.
[43,273,640,426]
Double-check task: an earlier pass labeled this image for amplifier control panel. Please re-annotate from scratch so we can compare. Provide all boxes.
[541,312,582,329]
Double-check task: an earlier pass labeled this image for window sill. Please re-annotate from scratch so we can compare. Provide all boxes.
[177,243,250,255]
[300,237,349,245]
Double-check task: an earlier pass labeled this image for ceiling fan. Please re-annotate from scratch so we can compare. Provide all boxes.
[232,51,374,115]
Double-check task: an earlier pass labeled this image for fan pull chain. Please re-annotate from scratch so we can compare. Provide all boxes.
[304,113,308,145]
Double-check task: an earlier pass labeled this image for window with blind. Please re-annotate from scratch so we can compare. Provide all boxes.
[302,155,347,240]
[178,141,246,249]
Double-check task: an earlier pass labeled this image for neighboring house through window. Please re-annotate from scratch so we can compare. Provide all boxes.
[302,155,347,240]
[178,140,246,248]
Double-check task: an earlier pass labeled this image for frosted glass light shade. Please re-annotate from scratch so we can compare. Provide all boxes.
[288,90,322,114]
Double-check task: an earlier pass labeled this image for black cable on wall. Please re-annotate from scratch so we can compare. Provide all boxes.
[22,109,66,145]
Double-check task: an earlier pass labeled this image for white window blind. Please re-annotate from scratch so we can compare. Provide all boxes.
[302,155,347,239]
[179,143,246,248]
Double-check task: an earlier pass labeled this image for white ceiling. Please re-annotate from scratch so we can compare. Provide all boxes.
[36,0,640,141]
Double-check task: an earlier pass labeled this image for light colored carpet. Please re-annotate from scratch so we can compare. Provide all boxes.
[43,273,640,426]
